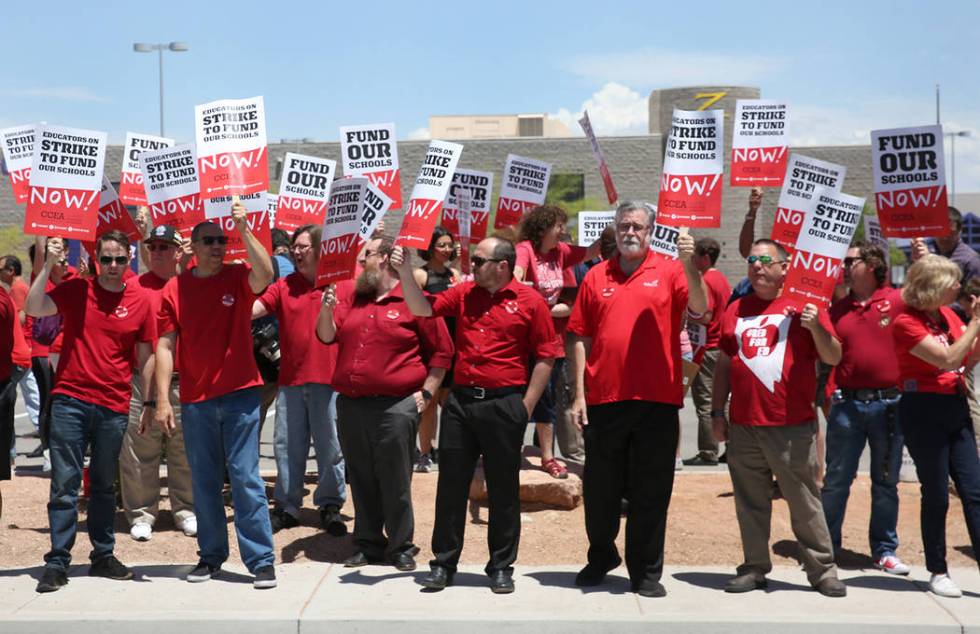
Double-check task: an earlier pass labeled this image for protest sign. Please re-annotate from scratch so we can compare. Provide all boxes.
[195,96,268,198]
[782,189,865,309]
[24,124,107,240]
[494,154,552,229]
[82,177,142,260]
[457,188,473,274]
[442,168,493,241]
[205,193,272,262]
[658,109,724,227]
[140,144,205,234]
[119,132,174,206]
[649,218,679,259]
[340,122,401,209]
[871,125,948,237]
[577,211,615,247]
[579,110,618,204]
[275,152,336,232]
[1,125,35,204]
[863,214,891,268]
[266,193,278,226]
[770,154,846,255]
[395,140,464,249]
[731,100,789,187]
[357,179,393,244]
[317,178,367,286]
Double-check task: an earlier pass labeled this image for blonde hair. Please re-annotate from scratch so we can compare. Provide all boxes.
[902,254,962,310]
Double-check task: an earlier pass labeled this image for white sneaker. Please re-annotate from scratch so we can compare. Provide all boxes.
[674,457,684,471]
[178,516,198,537]
[130,522,152,542]
[929,573,962,598]
[875,555,910,576]
[899,447,918,483]
[42,449,51,474]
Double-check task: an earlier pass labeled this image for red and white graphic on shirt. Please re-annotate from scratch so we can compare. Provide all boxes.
[872,125,949,238]
[657,108,724,228]
[195,96,269,198]
[734,313,791,392]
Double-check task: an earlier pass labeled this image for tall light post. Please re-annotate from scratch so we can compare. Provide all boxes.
[132,42,189,137]
[945,130,971,206]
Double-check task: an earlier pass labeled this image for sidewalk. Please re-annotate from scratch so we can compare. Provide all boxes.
[1,563,978,633]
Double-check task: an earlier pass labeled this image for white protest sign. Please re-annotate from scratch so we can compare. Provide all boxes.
[139,143,205,233]
[658,109,724,227]
[863,214,891,268]
[443,168,493,241]
[357,179,393,244]
[1,124,35,204]
[195,96,268,197]
[318,177,368,285]
[731,100,789,187]
[577,211,615,247]
[395,140,464,249]
[771,154,847,254]
[204,191,268,219]
[494,154,552,229]
[871,125,949,237]
[340,122,401,209]
[119,132,174,206]
[275,152,336,232]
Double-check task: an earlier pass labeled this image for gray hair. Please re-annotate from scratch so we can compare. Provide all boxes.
[614,200,656,226]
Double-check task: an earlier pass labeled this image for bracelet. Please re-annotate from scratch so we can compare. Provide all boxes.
[744,215,756,221]
[143,400,157,409]
[421,389,433,401]
[710,409,726,418]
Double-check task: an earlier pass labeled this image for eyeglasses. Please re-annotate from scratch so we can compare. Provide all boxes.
[746,255,785,266]
[842,256,864,268]
[471,256,503,268]
[290,243,313,252]
[196,235,229,246]
[616,222,649,234]
[99,256,129,266]
[147,243,176,252]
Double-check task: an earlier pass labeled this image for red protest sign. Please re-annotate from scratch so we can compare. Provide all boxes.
[195,96,269,198]
[340,123,402,210]
[275,152,336,232]
[1,125,34,205]
[579,111,618,204]
[24,124,107,241]
[871,125,949,238]
[140,144,206,235]
[396,141,464,250]
[731,100,790,187]
[82,178,143,261]
[494,154,551,229]
[657,109,724,227]
[442,168,493,242]
[316,178,366,286]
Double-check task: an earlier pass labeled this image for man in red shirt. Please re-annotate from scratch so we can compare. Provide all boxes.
[26,231,156,593]
[318,235,452,571]
[0,254,41,454]
[0,277,18,516]
[822,242,909,574]
[683,237,733,466]
[253,224,347,536]
[118,225,196,543]
[566,201,707,598]
[154,202,278,589]
[394,236,558,594]
[711,238,846,597]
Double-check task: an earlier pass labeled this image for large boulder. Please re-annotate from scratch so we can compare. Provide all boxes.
[468,450,582,510]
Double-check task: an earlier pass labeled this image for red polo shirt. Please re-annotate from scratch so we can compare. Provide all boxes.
[430,278,558,389]
[829,287,903,390]
[158,264,264,403]
[720,294,836,426]
[893,305,967,395]
[567,250,689,407]
[0,288,14,381]
[259,272,338,387]
[330,284,453,397]
[49,278,155,414]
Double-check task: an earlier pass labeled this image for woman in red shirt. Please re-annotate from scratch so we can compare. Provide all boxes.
[893,254,980,598]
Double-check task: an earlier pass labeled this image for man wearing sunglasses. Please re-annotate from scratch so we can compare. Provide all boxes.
[393,237,557,594]
[154,202,277,589]
[26,231,156,593]
[566,200,707,599]
[119,225,196,544]
[711,238,846,597]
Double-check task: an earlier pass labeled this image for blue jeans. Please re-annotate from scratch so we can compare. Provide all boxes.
[821,396,902,558]
[273,383,346,516]
[44,395,127,571]
[182,387,275,573]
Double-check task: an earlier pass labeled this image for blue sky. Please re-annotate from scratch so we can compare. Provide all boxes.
[3,0,980,188]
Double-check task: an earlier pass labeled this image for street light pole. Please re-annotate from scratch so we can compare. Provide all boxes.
[945,130,971,206]
[133,42,189,137]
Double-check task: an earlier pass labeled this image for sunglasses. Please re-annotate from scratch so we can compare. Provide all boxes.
[746,255,784,266]
[196,235,229,246]
[147,243,176,252]
[470,256,502,268]
[843,256,864,268]
[99,256,129,266]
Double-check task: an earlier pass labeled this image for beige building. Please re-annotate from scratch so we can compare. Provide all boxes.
[429,113,571,140]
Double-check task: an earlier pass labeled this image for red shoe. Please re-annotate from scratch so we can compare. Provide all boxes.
[541,458,568,479]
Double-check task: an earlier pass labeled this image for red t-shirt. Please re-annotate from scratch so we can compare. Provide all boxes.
[49,278,155,414]
[330,284,453,397]
[720,294,836,426]
[158,264,264,403]
[259,272,338,387]
[430,278,558,389]
[0,288,15,381]
[568,250,690,407]
[892,305,967,395]
[516,241,587,357]
[829,287,903,390]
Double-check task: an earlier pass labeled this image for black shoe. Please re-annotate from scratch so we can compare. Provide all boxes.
[253,565,277,589]
[421,566,453,590]
[269,507,299,533]
[320,505,347,537]
[815,577,847,597]
[489,570,515,594]
[390,551,417,571]
[27,444,45,458]
[634,579,667,598]
[36,567,68,593]
[724,572,768,593]
[344,552,381,568]
[89,555,133,580]
[681,454,719,467]
[718,451,728,464]
[575,556,622,587]
[186,560,221,582]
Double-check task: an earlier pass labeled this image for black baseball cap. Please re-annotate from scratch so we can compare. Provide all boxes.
[144,225,183,246]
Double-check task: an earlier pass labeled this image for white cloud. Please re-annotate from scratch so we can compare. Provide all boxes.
[406,127,430,140]
[565,49,786,87]
[551,82,648,136]
[3,86,109,103]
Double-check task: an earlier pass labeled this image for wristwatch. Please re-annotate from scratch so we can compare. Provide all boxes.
[142,400,157,409]
[710,409,726,418]
[421,389,433,401]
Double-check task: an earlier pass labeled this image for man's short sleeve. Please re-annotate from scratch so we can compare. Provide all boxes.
[430,284,463,318]
[671,260,690,314]
[157,279,179,337]
[528,291,559,359]
[258,277,283,316]
[567,268,596,338]
[138,291,157,343]
[417,316,455,369]
[719,302,740,357]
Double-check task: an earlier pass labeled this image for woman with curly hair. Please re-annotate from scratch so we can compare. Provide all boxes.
[515,205,601,478]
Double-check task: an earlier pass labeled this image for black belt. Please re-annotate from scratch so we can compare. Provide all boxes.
[453,385,525,401]
[839,387,901,402]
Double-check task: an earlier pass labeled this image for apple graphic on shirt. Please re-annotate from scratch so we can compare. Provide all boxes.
[740,324,779,359]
